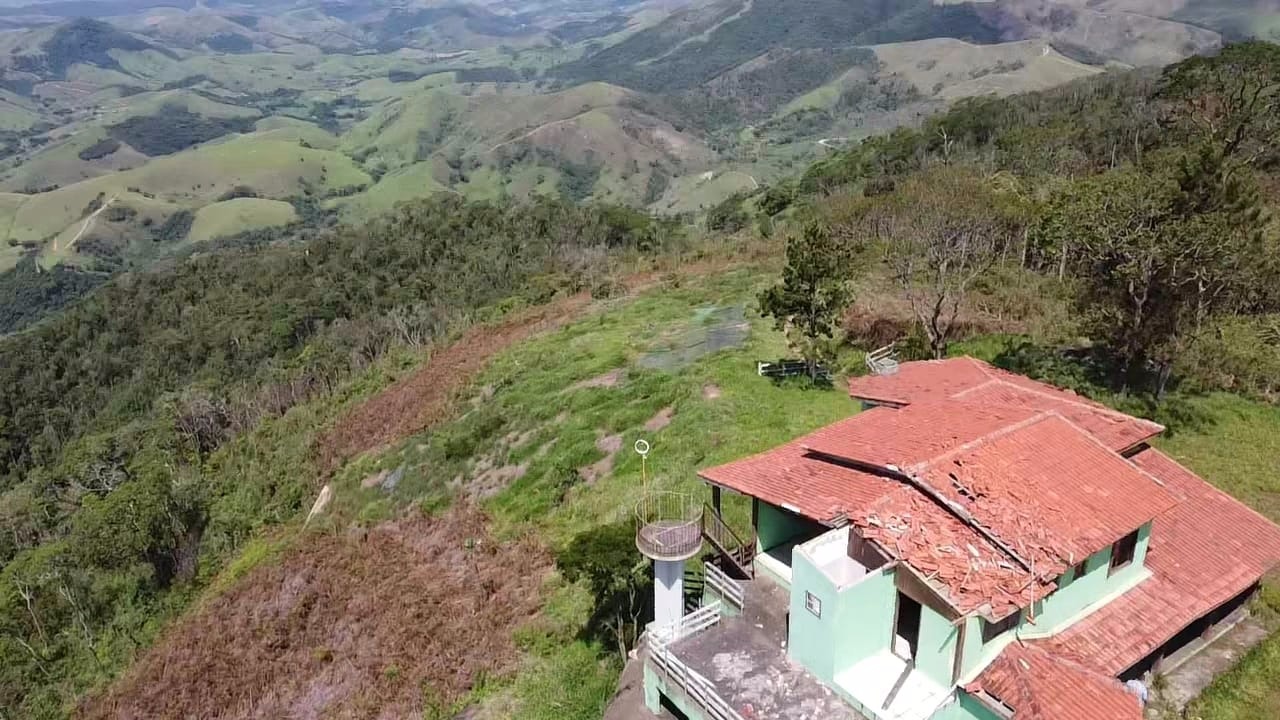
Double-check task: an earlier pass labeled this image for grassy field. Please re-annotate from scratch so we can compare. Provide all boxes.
[0,127,148,192]
[337,161,452,220]
[4,135,369,254]
[320,267,861,717]
[188,198,299,242]
[782,38,1101,117]
[0,192,29,272]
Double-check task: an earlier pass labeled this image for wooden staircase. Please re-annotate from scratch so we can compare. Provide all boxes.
[701,503,755,580]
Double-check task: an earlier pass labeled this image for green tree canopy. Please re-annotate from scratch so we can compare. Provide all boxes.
[1033,161,1279,395]
[758,222,856,378]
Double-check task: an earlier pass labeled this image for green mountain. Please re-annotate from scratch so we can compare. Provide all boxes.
[0,0,1276,335]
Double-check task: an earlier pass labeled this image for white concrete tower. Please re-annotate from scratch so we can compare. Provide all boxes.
[633,439,703,630]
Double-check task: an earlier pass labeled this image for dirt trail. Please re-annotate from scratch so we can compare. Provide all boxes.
[319,254,752,474]
[486,108,597,154]
[56,193,116,252]
[318,291,593,474]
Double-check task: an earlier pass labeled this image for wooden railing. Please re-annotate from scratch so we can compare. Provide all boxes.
[648,602,745,720]
[703,561,744,611]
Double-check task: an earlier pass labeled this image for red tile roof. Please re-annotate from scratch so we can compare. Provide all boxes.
[801,399,1040,472]
[800,400,1177,576]
[699,437,893,525]
[914,414,1178,577]
[701,415,1059,617]
[846,358,1164,451]
[967,642,1142,720]
[844,356,995,406]
[1038,447,1280,674]
[706,358,1280,698]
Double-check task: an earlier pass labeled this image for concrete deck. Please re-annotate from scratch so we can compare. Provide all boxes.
[667,578,867,720]
[836,652,949,720]
[1152,610,1274,712]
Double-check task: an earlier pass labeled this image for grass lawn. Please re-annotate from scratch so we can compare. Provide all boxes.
[331,266,855,717]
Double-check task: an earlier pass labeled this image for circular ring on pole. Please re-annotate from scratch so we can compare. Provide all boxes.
[634,439,650,457]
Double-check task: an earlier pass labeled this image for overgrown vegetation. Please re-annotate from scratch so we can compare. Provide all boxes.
[0,197,681,717]
[76,137,119,161]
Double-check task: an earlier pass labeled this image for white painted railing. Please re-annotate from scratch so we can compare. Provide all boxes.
[703,561,745,611]
[648,601,745,720]
[649,601,723,646]
[866,344,900,375]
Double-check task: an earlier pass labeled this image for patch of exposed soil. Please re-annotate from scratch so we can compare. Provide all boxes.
[360,469,390,489]
[80,506,551,720]
[318,294,592,474]
[702,384,722,400]
[567,368,625,391]
[466,455,529,500]
[643,406,675,432]
[580,432,623,483]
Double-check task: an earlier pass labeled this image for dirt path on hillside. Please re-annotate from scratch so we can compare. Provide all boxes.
[318,254,758,475]
[56,193,116,252]
[80,506,550,720]
[317,291,594,474]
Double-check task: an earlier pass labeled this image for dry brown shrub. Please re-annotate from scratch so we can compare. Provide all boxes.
[80,505,551,720]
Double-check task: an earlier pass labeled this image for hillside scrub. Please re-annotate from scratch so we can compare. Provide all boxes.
[0,197,685,717]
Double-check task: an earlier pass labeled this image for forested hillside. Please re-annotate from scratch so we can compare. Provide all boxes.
[3,35,1280,720]
[0,0,1257,337]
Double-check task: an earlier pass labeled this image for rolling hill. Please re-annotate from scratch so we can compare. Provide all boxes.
[0,0,1278,328]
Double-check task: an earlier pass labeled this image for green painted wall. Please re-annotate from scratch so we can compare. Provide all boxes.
[788,539,897,685]
[644,663,712,720]
[959,521,1155,679]
[789,544,838,682]
[916,602,960,687]
[832,568,897,675]
[757,501,822,552]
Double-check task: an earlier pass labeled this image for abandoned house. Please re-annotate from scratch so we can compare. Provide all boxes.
[638,357,1280,720]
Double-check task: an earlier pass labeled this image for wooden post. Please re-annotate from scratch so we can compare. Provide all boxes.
[712,485,722,518]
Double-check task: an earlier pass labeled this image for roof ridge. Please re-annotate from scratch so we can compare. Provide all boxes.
[1138,446,1280,530]
[956,361,1164,432]
[1018,640,1126,688]
[1019,413,1173,498]
[904,410,1054,476]
[1010,643,1049,720]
